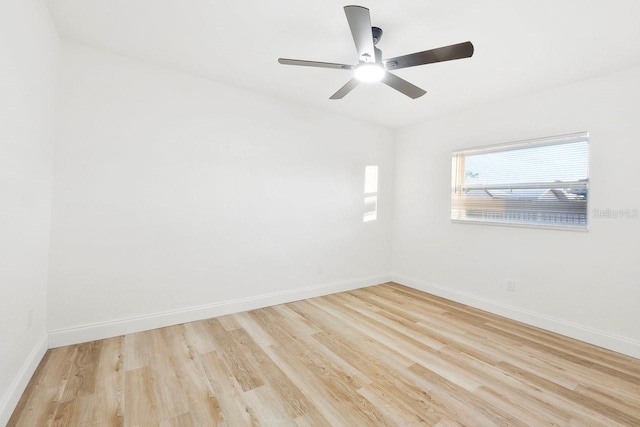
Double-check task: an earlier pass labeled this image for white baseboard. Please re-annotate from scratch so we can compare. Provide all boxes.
[0,333,48,426]
[48,274,391,348]
[392,273,640,360]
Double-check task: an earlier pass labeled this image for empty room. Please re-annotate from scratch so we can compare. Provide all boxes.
[2,0,640,425]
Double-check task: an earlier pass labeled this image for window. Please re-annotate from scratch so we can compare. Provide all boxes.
[364,165,378,222]
[451,132,589,229]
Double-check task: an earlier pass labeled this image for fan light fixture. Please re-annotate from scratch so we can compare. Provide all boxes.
[354,63,385,82]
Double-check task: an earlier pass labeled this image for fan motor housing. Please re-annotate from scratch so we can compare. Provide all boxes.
[372,26,383,45]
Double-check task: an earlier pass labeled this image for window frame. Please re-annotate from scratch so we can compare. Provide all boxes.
[451,132,590,231]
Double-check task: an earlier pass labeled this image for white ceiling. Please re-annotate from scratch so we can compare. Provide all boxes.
[46,0,640,129]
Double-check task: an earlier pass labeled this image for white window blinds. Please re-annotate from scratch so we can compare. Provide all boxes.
[451,132,589,229]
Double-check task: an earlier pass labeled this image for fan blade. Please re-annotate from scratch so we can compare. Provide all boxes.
[278,58,353,70]
[382,72,426,99]
[344,6,375,63]
[329,78,360,99]
[384,41,474,70]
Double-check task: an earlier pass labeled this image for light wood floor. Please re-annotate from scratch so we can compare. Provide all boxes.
[9,283,640,426]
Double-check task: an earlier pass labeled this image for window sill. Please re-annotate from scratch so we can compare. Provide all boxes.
[451,219,588,232]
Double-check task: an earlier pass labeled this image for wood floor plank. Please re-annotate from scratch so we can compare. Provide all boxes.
[357,382,433,426]
[145,330,190,422]
[59,340,102,402]
[155,325,222,425]
[91,336,125,426]
[197,350,254,426]
[204,318,264,393]
[292,408,333,427]
[315,295,484,391]
[122,331,151,372]
[498,361,640,426]
[228,327,314,419]
[183,318,219,354]
[9,282,640,426]
[7,345,78,427]
[406,362,528,427]
[217,314,243,332]
[249,316,389,426]
[241,385,298,427]
[124,366,159,426]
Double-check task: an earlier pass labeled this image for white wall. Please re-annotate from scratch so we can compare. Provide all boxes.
[0,0,59,423]
[47,44,394,345]
[393,66,640,358]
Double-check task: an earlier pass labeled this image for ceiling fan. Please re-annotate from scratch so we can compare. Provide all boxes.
[278,5,474,100]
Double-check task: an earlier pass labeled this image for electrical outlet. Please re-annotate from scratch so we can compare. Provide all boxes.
[507,280,516,292]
